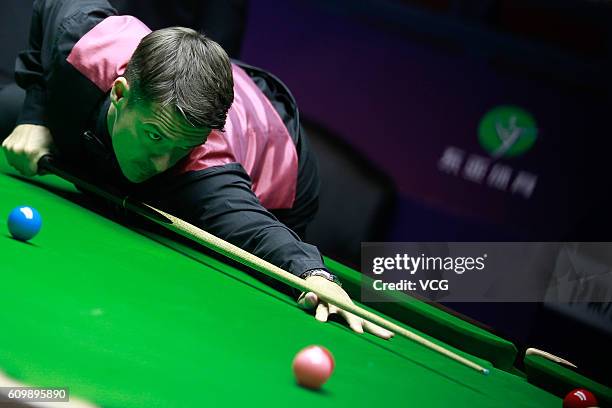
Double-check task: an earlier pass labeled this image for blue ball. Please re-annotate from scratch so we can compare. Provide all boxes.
[8,206,42,241]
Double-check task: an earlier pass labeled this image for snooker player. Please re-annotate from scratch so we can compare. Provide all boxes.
[1,0,392,339]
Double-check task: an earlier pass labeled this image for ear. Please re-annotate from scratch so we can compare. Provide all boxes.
[110,77,130,108]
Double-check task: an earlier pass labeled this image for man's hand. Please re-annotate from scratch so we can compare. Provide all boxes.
[2,124,54,176]
[298,276,394,339]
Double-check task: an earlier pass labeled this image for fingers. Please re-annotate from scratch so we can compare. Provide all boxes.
[21,136,51,176]
[304,300,393,339]
[327,303,339,315]
[363,320,395,340]
[30,148,50,175]
[337,310,394,339]
[1,125,53,177]
[299,293,344,325]
[297,292,319,310]
[296,281,393,340]
[2,140,33,176]
[338,310,364,334]
[315,302,329,322]
[298,292,336,323]
[3,135,38,176]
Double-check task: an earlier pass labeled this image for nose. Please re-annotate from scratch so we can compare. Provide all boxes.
[150,154,171,173]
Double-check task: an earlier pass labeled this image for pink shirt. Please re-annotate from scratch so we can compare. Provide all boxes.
[67,16,298,209]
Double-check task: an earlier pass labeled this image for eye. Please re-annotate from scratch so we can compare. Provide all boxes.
[147,132,162,141]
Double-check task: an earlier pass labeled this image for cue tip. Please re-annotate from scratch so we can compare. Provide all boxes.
[482,368,490,376]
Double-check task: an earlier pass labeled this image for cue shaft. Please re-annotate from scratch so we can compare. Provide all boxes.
[38,156,489,375]
[146,204,489,375]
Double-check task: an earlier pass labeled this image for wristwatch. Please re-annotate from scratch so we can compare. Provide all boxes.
[300,269,342,287]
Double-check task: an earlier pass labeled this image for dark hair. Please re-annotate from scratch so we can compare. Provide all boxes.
[124,27,234,130]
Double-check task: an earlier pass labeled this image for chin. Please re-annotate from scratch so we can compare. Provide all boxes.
[124,171,151,183]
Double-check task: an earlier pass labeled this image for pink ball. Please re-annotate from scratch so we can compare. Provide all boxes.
[292,345,335,389]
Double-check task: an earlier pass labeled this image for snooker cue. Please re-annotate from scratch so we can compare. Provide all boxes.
[38,155,490,376]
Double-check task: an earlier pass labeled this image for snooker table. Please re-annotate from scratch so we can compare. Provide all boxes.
[1,154,610,408]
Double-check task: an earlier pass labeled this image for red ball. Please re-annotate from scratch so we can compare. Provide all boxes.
[563,388,598,408]
[292,345,335,389]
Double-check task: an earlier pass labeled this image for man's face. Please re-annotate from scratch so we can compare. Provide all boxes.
[108,79,210,183]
